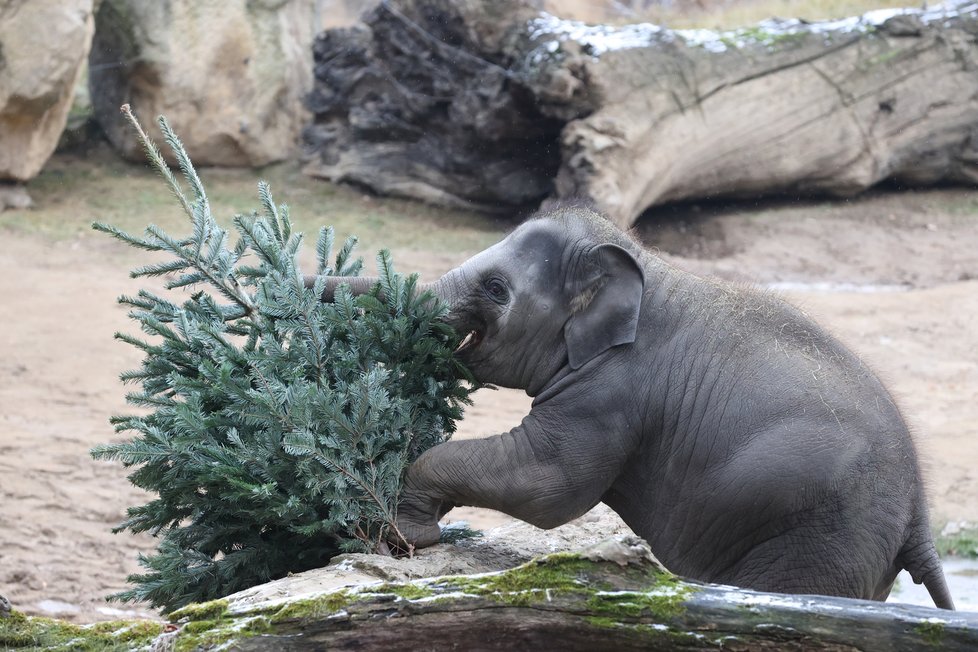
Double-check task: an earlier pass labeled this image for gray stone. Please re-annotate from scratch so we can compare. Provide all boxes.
[0,184,33,210]
[0,0,97,181]
[89,0,316,167]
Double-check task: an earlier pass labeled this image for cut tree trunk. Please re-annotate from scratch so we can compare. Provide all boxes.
[304,0,978,227]
[161,536,978,650]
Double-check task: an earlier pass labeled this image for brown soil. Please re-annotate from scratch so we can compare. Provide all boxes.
[1,184,976,623]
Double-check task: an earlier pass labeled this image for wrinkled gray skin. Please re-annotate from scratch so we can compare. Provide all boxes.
[307,206,954,609]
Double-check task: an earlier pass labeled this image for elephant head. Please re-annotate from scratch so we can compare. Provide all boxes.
[309,206,646,394]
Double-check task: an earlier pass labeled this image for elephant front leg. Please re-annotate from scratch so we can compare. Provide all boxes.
[395,414,626,549]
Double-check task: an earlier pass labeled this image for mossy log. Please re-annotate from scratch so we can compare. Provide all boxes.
[7,537,976,651]
[304,0,978,227]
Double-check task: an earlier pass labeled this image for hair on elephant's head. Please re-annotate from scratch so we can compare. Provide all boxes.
[433,206,646,393]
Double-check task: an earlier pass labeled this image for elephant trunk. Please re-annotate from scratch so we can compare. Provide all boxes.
[424,267,466,314]
[304,267,465,316]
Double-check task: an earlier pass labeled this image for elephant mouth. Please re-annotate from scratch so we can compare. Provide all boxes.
[454,329,483,354]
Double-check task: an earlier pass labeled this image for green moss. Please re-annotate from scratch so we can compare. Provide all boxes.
[268,590,356,623]
[915,619,946,646]
[171,615,272,652]
[0,610,164,651]
[585,616,706,647]
[373,582,437,601]
[163,597,280,651]
[708,24,810,51]
[436,553,601,606]
[734,25,808,47]
[181,619,219,634]
[432,551,696,616]
[168,598,229,622]
[585,574,694,622]
[865,46,904,68]
[158,551,693,647]
[585,615,621,629]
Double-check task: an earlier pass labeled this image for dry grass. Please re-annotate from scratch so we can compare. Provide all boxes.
[543,0,919,28]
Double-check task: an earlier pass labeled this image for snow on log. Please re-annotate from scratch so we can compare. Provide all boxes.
[304,0,978,227]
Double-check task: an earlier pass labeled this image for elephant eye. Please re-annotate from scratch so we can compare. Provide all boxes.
[484,277,509,304]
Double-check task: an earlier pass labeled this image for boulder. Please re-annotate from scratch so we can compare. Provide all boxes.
[0,183,34,210]
[89,0,316,167]
[0,0,98,182]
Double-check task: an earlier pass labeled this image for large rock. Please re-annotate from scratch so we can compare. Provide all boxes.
[89,0,316,167]
[0,0,97,182]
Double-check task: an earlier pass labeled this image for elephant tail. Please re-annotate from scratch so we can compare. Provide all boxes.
[898,527,955,610]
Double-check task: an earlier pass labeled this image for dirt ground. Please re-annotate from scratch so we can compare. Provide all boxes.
[1,177,976,623]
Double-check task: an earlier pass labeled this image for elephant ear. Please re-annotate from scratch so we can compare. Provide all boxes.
[564,243,645,370]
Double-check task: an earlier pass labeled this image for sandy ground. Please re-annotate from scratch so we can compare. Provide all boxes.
[1,187,976,623]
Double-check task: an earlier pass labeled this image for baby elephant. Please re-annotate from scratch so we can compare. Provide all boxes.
[312,205,953,608]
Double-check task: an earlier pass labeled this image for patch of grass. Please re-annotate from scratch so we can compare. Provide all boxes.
[943,195,978,217]
[934,524,978,559]
[2,148,506,268]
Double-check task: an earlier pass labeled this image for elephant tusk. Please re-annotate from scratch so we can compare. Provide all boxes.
[455,331,477,353]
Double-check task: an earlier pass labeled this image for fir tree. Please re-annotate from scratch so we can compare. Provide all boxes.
[91,106,474,612]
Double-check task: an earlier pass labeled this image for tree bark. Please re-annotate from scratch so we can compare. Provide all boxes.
[153,536,978,651]
[304,0,978,227]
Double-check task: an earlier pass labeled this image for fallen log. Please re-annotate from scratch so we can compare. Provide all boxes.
[3,534,978,650]
[159,536,978,650]
[304,0,978,227]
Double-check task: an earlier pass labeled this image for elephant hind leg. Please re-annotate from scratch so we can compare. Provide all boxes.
[720,525,892,601]
[871,564,900,602]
